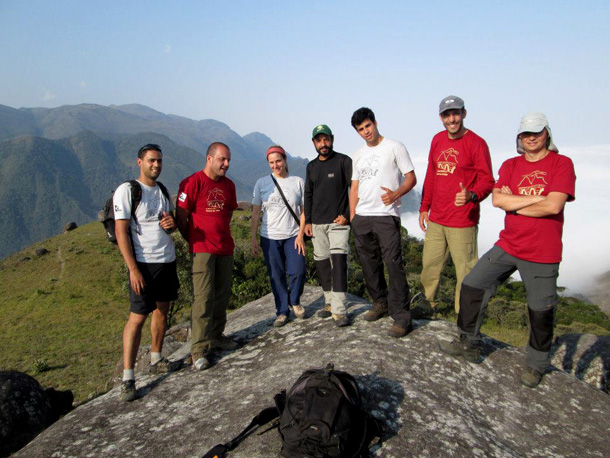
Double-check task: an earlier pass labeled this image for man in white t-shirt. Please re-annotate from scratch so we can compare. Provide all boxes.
[349,107,417,338]
[113,144,180,402]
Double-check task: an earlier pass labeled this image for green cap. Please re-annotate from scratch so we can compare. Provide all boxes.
[312,124,333,139]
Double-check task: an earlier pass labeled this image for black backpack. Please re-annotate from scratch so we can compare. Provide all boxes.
[202,364,381,458]
[99,180,171,244]
[276,364,379,458]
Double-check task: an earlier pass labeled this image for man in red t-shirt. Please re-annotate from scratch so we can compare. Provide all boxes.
[439,113,576,389]
[176,142,238,371]
[419,96,494,314]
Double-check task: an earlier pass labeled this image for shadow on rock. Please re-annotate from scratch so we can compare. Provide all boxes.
[551,333,610,393]
[480,335,511,360]
[356,371,405,445]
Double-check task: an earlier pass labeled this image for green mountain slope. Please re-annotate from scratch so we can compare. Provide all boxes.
[0,103,422,260]
[0,131,209,259]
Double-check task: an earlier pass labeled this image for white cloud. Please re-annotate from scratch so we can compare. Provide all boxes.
[42,89,56,101]
[164,44,172,54]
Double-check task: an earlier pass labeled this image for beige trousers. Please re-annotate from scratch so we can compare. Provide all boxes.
[420,221,478,313]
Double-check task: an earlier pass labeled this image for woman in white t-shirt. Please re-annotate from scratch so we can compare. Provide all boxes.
[251,146,307,327]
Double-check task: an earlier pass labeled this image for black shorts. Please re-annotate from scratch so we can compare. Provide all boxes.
[129,261,179,315]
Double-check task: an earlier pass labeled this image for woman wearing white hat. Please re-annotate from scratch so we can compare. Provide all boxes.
[439,112,576,388]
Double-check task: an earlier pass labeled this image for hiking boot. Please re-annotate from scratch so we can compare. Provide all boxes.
[120,380,136,402]
[409,293,436,320]
[438,335,481,363]
[149,357,179,374]
[274,314,289,327]
[192,352,210,371]
[387,322,413,338]
[411,306,434,320]
[363,301,388,322]
[332,313,350,327]
[292,305,306,319]
[211,334,238,350]
[521,367,544,388]
[317,304,332,318]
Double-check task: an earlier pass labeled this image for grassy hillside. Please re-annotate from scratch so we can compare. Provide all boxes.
[0,223,127,402]
[1,215,609,404]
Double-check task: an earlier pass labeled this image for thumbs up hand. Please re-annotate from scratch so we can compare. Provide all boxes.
[455,182,471,207]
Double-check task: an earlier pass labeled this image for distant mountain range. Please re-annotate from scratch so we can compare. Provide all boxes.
[0,103,420,259]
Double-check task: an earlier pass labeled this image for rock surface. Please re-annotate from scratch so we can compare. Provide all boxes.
[16,287,610,457]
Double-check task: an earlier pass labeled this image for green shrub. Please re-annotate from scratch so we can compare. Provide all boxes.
[33,358,49,374]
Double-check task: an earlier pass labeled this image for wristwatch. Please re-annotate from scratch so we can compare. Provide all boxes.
[470,192,479,203]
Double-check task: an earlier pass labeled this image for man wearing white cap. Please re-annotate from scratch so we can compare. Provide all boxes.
[419,96,494,315]
[439,112,576,388]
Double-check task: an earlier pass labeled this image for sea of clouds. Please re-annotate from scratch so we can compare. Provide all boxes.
[401,145,610,297]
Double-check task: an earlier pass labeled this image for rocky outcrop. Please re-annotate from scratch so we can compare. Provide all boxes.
[236,201,253,212]
[62,222,78,233]
[34,248,49,257]
[0,371,73,457]
[16,287,610,457]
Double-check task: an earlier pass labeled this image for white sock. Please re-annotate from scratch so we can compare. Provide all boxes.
[150,352,162,365]
[123,369,135,381]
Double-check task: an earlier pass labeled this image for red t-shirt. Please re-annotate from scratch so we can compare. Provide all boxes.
[177,170,238,255]
[495,152,576,263]
[419,130,494,228]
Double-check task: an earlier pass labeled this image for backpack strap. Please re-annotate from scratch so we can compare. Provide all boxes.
[128,180,172,223]
[156,181,172,209]
[201,406,279,458]
[127,180,143,224]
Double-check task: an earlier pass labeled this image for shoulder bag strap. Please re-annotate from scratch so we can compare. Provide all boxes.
[270,174,300,227]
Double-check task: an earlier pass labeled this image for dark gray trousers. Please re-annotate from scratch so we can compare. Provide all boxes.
[351,215,411,326]
[458,245,559,373]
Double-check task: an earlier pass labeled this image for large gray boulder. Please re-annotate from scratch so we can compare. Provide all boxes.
[16,287,610,457]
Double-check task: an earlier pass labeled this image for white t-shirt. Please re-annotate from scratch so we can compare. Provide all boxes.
[352,138,415,217]
[252,175,304,240]
[113,180,176,263]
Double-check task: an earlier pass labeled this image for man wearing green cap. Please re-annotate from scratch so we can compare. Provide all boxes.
[304,124,353,327]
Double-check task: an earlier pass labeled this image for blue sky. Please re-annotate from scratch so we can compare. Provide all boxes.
[1,0,608,155]
[1,0,609,291]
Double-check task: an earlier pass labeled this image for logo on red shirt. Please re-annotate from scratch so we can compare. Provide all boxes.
[206,188,226,212]
[518,170,547,196]
[436,148,459,175]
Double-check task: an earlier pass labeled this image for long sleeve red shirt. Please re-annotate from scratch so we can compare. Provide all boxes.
[419,130,494,228]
